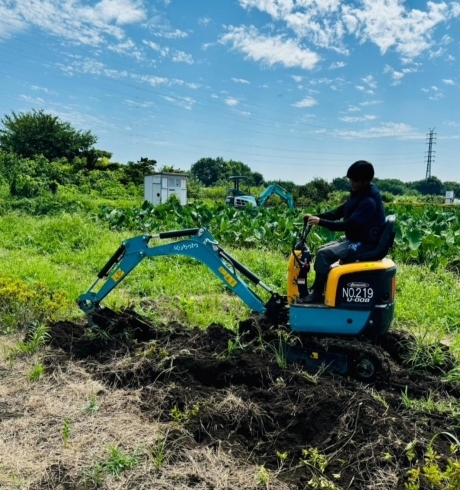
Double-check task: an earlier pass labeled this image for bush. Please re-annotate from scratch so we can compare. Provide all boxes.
[0,275,68,334]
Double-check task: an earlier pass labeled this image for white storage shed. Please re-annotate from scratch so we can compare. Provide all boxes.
[144,172,188,205]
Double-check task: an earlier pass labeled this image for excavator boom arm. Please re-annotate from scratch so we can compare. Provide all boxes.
[257,184,294,209]
[77,228,273,316]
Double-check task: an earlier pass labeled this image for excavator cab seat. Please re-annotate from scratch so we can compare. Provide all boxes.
[340,215,396,264]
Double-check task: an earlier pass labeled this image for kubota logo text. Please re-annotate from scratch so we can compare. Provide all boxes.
[173,243,198,252]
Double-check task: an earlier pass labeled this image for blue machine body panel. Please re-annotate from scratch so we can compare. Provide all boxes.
[289,305,371,335]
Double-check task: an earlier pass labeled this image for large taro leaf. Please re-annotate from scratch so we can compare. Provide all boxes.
[406,228,423,251]
[421,233,445,250]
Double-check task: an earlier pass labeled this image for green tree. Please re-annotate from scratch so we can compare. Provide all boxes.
[224,159,252,179]
[190,157,227,186]
[331,177,349,192]
[0,110,97,162]
[373,178,407,196]
[408,176,444,196]
[83,149,113,170]
[122,157,157,186]
[159,165,187,173]
[251,171,265,186]
[299,177,334,204]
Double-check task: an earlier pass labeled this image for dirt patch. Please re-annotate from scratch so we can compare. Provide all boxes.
[43,309,460,489]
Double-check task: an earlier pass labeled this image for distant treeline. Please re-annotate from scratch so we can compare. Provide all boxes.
[0,109,458,204]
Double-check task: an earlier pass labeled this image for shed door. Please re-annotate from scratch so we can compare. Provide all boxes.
[152,183,161,202]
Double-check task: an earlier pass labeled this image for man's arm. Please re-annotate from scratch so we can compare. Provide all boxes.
[317,204,345,221]
[318,198,376,232]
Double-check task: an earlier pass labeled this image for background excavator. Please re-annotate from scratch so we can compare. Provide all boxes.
[78,216,401,382]
[225,176,295,210]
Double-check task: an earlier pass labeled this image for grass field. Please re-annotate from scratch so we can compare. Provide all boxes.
[1,206,460,489]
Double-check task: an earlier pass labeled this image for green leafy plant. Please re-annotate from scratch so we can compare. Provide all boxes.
[150,431,172,470]
[257,465,270,488]
[104,446,139,476]
[84,395,100,414]
[79,462,106,488]
[266,336,288,369]
[216,332,249,359]
[300,447,339,490]
[62,419,71,448]
[170,402,201,425]
[0,273,67,335]
[301,447,329,473]
[8,324,50,360]
[405,439,460,489]
[27,360,45,382]
[276,451,288,471]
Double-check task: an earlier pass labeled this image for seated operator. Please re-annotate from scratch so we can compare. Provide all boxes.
[301,160,386,304]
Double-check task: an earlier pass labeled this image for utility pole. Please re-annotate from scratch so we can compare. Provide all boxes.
[425,128,436,179]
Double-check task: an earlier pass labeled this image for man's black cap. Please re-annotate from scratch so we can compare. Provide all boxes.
[347,160,374,182]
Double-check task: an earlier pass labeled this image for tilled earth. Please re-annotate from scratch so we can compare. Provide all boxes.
[43,308,460,489]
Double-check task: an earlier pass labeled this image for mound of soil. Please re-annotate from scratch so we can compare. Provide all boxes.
[46,308,460,489]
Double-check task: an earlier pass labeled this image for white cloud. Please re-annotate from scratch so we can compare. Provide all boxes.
[220,25,320,70]
[0,7,26,39]
[19,94,45,104]
[162,95,195,110]
[94,0,147,25]
[199,17,211,26]
[336,122,422,139]
[452,2,460,17]
[225,97,239,106]
[343,0,448,60]
[362,75,377,89]
[153,28,188,39]
[124,99,154,108]
[172,50,193,64]
[308,76,347,92]
[329,61,346,69]
[238,0,455,62]
[360,100,382,106]
[232,78,250,84]
[424,86,444,100]
[292,96,318,108]
[443,79,455,85]
[383,64,417,85]
[0,0,146,45]
[239,0,347,53]
[109,38,143,59]
[30,85,58,95]
[291,75,304,82]
[347,105,361,112]
[143,40,170,57]
[340,114,377,122]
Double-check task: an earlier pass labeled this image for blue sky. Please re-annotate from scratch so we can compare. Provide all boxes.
[1,0,460,185]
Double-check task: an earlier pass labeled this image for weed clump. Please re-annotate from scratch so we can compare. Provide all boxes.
[0,275,68,333]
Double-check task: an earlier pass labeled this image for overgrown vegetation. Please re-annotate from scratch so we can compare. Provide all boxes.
[1,110,460,489]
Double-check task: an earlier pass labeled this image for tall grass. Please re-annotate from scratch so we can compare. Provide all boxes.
[0,204,459,346]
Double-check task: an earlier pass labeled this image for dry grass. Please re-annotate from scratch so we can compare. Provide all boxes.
[0,339,293,489]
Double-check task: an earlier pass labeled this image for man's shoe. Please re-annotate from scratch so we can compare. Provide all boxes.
[297,273,328,304]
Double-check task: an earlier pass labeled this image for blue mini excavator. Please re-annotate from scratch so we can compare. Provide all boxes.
[78,216,397,381]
